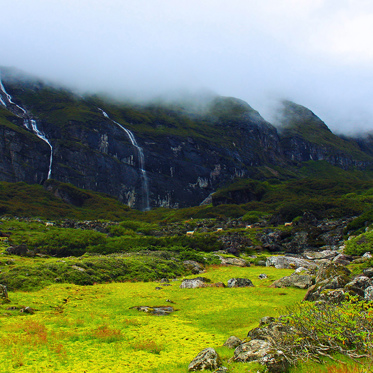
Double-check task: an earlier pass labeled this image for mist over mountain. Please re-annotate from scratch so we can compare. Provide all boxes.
[0,67,372,210]
[1,1,373,135]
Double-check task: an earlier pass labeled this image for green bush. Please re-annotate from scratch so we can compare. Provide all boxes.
[344,230,373,256]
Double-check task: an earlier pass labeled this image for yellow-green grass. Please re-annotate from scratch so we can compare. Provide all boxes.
[0,265,303,372]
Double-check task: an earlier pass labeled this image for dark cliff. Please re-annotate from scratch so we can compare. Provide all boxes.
[0,68,372,209]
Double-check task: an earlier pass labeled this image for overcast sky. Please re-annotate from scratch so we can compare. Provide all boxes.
[1,0,373,134]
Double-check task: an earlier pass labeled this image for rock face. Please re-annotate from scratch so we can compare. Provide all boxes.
[0,69,372,209]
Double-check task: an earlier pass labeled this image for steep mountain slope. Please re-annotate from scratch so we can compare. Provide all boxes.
[0,68,372,209]
[277,100,371,168]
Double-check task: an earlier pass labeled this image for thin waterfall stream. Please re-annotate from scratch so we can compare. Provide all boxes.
[98,108,150,210]
[0,79,53,179]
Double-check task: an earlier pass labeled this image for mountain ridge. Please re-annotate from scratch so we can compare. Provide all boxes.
[0,67,372,209]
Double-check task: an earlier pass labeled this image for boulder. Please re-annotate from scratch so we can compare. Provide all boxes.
[180,277,211,289]
[258,273,268,279]
[223,335,242,349]
[270,274,313,289]
[233,339,271,362]
[227,278,254,288]
[266,256,317,270]
[188,348,221,371]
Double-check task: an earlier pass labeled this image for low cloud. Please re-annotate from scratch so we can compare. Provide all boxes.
[0,0,372,135]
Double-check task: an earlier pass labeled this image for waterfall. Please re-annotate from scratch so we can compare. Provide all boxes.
[0,78,53,179]
[30,120,53,179]
[98,108,150,210]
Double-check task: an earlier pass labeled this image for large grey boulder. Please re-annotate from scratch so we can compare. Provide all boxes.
[188,348,221,371]
[270,274,313,289]
[227,278,254,288]
[266,256,317,270]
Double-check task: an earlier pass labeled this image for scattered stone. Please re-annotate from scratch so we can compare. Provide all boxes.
[188,348,222,371]
[130,306,174,315]
[223,335,241,349]
[160,278,170,283]
[362,252,372,259]
[165,299,175,304]
[258,273,268,279]
[227,278,254,288]
[270,274,313,289]
[155,287,162,290]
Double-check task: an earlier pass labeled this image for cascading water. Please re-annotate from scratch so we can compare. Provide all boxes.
[98,108,150,210]
[0,78,53,179]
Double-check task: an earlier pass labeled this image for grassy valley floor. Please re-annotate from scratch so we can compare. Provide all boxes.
[0,266,305,372]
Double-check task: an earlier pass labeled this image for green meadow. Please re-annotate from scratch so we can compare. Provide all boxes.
[0,265,304,372]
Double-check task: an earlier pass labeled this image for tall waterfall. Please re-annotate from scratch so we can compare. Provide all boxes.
[0,78,53,179]
[98,108,150,210]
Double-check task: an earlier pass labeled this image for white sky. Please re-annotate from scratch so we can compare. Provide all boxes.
[1,0,373,134]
